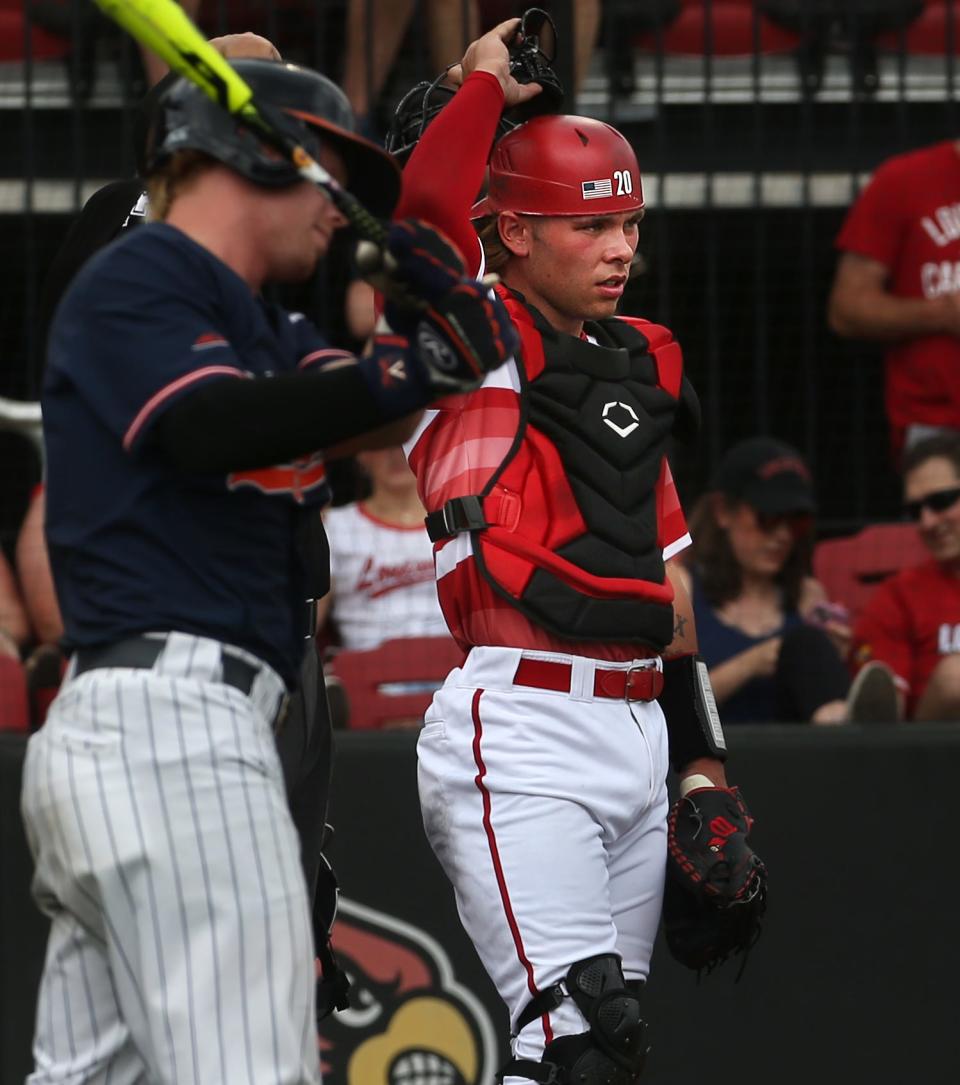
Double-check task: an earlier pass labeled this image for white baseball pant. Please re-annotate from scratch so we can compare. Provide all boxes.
[417,645,669,1078]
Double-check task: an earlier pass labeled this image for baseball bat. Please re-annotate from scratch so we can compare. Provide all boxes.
[92,0,388,246]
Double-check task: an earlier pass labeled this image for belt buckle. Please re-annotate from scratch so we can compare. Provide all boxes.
[624,662,652,703]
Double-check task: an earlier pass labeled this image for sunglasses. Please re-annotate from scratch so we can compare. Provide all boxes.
[755,511,814,537]
[903,485,960,521]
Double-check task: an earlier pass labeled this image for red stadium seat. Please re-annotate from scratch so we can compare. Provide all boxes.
[635,1,801,56]
[876,2,959,54]
[326,636,465,731]
[0,655,30,733]
[813,523,929,624]
[0,4,70,62]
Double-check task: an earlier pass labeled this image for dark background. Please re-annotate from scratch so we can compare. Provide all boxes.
[4,1,959,550]
[3,726,959,1085]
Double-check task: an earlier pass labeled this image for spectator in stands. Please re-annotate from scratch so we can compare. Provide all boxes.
[676,436,898,723]
[851,433,960,721]
[760,1,923,95]
[480,1,601,94]
[343,0,600,135]
[343,0,479,137]
[317,445,447,651]
[828,136,960,464]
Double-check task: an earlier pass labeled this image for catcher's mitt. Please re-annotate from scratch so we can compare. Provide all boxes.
[663,785,767,977]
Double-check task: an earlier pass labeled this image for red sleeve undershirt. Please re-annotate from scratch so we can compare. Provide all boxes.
[394,70,505,277]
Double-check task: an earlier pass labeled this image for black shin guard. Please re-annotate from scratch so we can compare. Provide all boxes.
[503,955,649,1084]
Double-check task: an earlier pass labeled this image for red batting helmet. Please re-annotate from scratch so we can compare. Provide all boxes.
[471,114,644,219]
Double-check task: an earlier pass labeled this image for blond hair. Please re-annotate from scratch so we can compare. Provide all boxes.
[145,150,217,221]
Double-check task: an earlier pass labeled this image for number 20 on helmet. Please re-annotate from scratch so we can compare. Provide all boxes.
[471,114,644,219]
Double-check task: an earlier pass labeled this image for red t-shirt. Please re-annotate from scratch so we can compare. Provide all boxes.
[851,558,960,717]
[835,140,960,450]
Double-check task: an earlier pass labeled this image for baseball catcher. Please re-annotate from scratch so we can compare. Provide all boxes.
[379,15,769,1084]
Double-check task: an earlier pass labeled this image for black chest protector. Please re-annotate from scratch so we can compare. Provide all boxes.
[426,291,696,651]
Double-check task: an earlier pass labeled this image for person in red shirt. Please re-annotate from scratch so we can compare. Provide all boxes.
[388,20,766,1085]
[852,433,960,720]
[828,140,960,462]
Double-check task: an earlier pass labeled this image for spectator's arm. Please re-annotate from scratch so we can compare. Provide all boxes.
[705,640,782,707]
[15,488,63,646]
[0,551,31,655]
[799,575,851,659]
[668,559,780,705]
[828,252,960,342]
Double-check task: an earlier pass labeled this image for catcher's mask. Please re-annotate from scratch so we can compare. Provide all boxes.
[147,58,401,218]
[385,6,564,164]
[471,113,644,219]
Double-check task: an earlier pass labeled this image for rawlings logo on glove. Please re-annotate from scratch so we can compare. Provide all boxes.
[662,785,767,977]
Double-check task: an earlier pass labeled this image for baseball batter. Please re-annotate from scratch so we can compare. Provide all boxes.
[19,57,515,1085]
[389,22,767,1083]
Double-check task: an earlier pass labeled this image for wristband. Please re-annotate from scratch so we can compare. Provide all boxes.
[659,653,727,772]
[679,773,716,798]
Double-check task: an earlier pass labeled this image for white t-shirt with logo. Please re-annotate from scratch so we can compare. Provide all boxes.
[323,502,447,650]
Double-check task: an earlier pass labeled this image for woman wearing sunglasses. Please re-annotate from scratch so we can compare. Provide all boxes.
[675,437,898,724]
[851,433,960,721]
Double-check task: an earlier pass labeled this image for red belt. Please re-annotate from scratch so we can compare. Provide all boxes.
[513,657,664,702]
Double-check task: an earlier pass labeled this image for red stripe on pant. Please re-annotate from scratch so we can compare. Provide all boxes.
[470,688,554,1046]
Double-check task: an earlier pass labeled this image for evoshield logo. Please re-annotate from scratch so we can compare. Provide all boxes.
[602,401,639,438]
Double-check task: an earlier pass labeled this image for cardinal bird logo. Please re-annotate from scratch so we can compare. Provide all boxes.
[320,898,497,1085]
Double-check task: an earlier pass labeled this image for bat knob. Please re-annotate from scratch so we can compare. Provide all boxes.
[355,240,384,274]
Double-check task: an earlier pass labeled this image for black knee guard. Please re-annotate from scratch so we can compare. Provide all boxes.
[501,955,649,1085]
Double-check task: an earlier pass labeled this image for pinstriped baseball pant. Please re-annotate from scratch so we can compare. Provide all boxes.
[19,633,321,1085]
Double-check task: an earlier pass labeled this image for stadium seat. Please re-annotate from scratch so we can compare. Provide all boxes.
[876,1,960,54]
[813,522,928,623]
[0,3,70,62]
[635,1,801,56]
[0,655,30,734]
[326,636,465,731]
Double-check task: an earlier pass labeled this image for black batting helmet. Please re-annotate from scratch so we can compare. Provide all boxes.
[147,59,401,219]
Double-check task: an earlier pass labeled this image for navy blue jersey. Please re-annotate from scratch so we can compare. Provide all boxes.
[44,223,353,685]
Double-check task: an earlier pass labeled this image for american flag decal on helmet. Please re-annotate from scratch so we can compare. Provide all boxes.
[582,178,613,200]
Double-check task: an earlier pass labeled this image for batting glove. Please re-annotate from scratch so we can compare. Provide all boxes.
[356,219,467,330]
[359,285,516,416]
